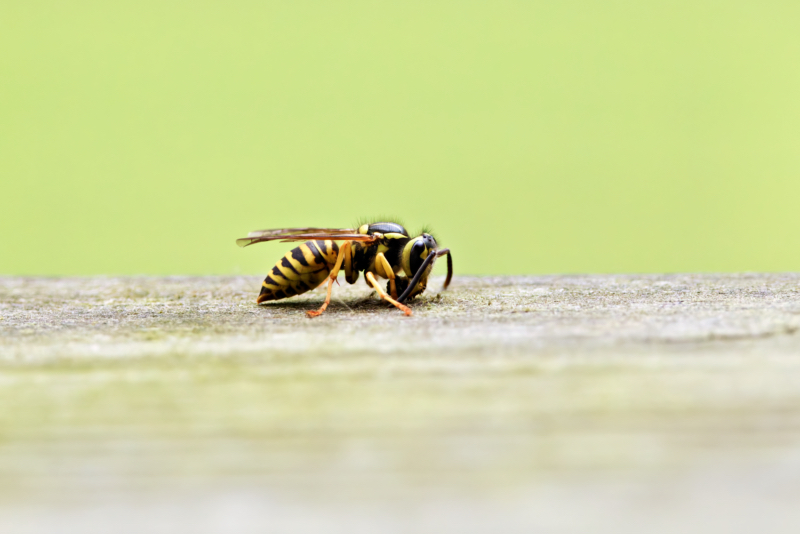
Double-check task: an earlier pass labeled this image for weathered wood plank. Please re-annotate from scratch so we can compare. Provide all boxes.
[1,274,800,533]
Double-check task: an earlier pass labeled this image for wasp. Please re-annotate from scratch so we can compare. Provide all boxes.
[236,222,453,317]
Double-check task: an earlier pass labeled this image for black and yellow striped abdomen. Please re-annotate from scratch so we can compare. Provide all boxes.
[257,240,339,303]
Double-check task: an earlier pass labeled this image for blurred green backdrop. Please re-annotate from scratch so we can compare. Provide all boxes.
[2,1,799,276]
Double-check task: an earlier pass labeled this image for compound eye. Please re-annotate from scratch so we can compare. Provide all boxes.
[410,240,427,275]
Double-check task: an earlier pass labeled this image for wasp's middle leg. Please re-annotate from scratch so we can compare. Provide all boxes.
[307,241,351,318]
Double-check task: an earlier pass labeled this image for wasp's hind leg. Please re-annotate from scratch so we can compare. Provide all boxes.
[307,241,351,318]
[365,272,412,316]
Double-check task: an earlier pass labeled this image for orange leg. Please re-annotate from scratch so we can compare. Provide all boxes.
[375,252,398,299]
[366,272,412,316]
[307,241,351,318]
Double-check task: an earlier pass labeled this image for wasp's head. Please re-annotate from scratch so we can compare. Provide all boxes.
[396,231,453,304]
[400,233,438,293]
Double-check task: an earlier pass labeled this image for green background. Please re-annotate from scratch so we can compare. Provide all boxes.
[2,1,799,276]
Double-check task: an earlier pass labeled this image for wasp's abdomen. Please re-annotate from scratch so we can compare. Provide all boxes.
[257,240,339,303]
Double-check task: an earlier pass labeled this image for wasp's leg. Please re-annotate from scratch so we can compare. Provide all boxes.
[375,252,398,299]
[307,241,352,318]
[365,272,412,316]
[436,248,453,290]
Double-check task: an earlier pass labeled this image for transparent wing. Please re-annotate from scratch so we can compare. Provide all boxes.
[246,227,355,238]
[236,227,376,247]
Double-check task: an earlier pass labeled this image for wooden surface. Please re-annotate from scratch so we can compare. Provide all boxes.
[2,274,800,533]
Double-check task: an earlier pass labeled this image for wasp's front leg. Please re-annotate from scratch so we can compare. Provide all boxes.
[365,272,411,316]
[374,252,398,299]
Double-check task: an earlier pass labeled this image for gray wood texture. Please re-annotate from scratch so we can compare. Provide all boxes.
[2,274,800,533]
